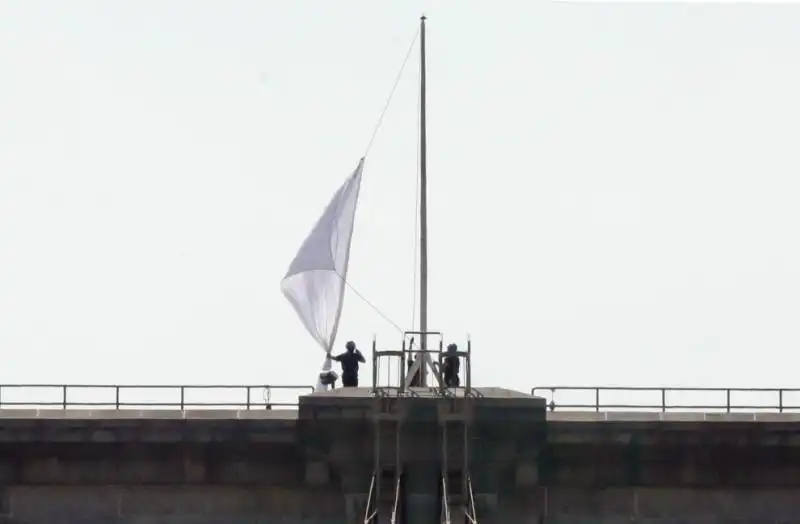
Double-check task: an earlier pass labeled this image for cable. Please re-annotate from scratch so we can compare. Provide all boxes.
[363,27,420,159]
[342,277,404,334]
[331,28,421,340]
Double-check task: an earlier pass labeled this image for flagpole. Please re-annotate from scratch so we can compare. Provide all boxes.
[418,15,429,386]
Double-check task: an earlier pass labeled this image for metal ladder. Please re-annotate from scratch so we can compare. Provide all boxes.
[437,338,477,524]
[366,337,410,524]
[363,394,404,524]
[370,331,477,524]
[439,408,478,524]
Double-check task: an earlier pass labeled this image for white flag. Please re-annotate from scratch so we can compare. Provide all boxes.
[281,158,364,390]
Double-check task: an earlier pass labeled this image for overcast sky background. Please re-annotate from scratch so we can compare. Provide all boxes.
[2,0,800,409]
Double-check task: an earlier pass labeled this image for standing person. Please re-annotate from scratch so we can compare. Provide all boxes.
[332,341,365,387]
[442,343,461,387]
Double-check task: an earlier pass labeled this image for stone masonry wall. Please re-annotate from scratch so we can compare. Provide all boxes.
[0,485,344,524]
[488,488,800,524]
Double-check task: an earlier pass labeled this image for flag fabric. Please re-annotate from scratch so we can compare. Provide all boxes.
[281,158,364,390]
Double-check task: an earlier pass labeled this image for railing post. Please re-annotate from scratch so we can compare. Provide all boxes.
[61,385,68,409]
[779,389,784,413]
[595,388,600,412]
[726,389,731,413]
[246,387,252,410]
[372,338,378,392]
[661,388,666,412]
[115,386,120,409]
[180,386,185,410]
[265,386,272,410]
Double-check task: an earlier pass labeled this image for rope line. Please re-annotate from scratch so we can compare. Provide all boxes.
[337,27,420,336]
[335,27,420,340]
[343,279,404,333]
[363,27,420,159]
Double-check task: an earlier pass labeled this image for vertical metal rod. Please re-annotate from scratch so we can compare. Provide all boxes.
[467,339,472,394]
[419,15,429,387]
[400,338,407,394]
[373,338,378,391]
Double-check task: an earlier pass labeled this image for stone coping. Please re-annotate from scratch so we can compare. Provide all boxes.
[0,409,298,420]
[1,409,800,423]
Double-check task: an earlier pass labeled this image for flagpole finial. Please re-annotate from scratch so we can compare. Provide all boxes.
[421,14,426,21]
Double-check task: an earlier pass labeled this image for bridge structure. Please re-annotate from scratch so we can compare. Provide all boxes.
[2,339,800,523]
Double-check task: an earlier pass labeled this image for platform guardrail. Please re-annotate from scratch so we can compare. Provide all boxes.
[5,384,798,413]
[532,386,800,413]
[0,384,313,410]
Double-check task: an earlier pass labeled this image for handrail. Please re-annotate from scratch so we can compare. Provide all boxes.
[0,384,313,410]
[364,473,377,524]
[533,386,800,413]
[465,474,478,524]
[9,384,798,412]
[390,475,401,524]
[441,475,451,524]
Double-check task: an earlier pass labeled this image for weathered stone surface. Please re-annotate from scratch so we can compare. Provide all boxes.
[5,486,344,524]
[5,393,800,523]
[305,461,329,486]
[9,486,121,522]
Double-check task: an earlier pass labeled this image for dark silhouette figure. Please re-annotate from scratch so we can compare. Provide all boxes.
[442,343,461,387]
[332,341,365,387]
[407,355,422,386]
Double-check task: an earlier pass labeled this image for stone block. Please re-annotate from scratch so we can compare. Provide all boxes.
[211,459,296,484]
[404,494,436,524]
[20,457,60,483]
[9,486,121,522]
[305,461,329,486]
[547,487,634,517]
[120,486,266,516]
[514,461,537,487]
[117,459,184,484]
[117,486,340,520]
[474,492,498,512]
[343,493,367,524]
[632,488,800,520]
[0,487,8,516]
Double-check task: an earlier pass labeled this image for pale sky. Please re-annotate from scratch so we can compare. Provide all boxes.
[2,1,800,410]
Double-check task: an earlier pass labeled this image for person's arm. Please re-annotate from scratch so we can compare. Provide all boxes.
[356,350,366,363]
[331,353,343,362]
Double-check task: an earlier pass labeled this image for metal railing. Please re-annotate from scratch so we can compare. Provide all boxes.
[8,383,799,412]
[0,384,313,410]
[533,386,800,413]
